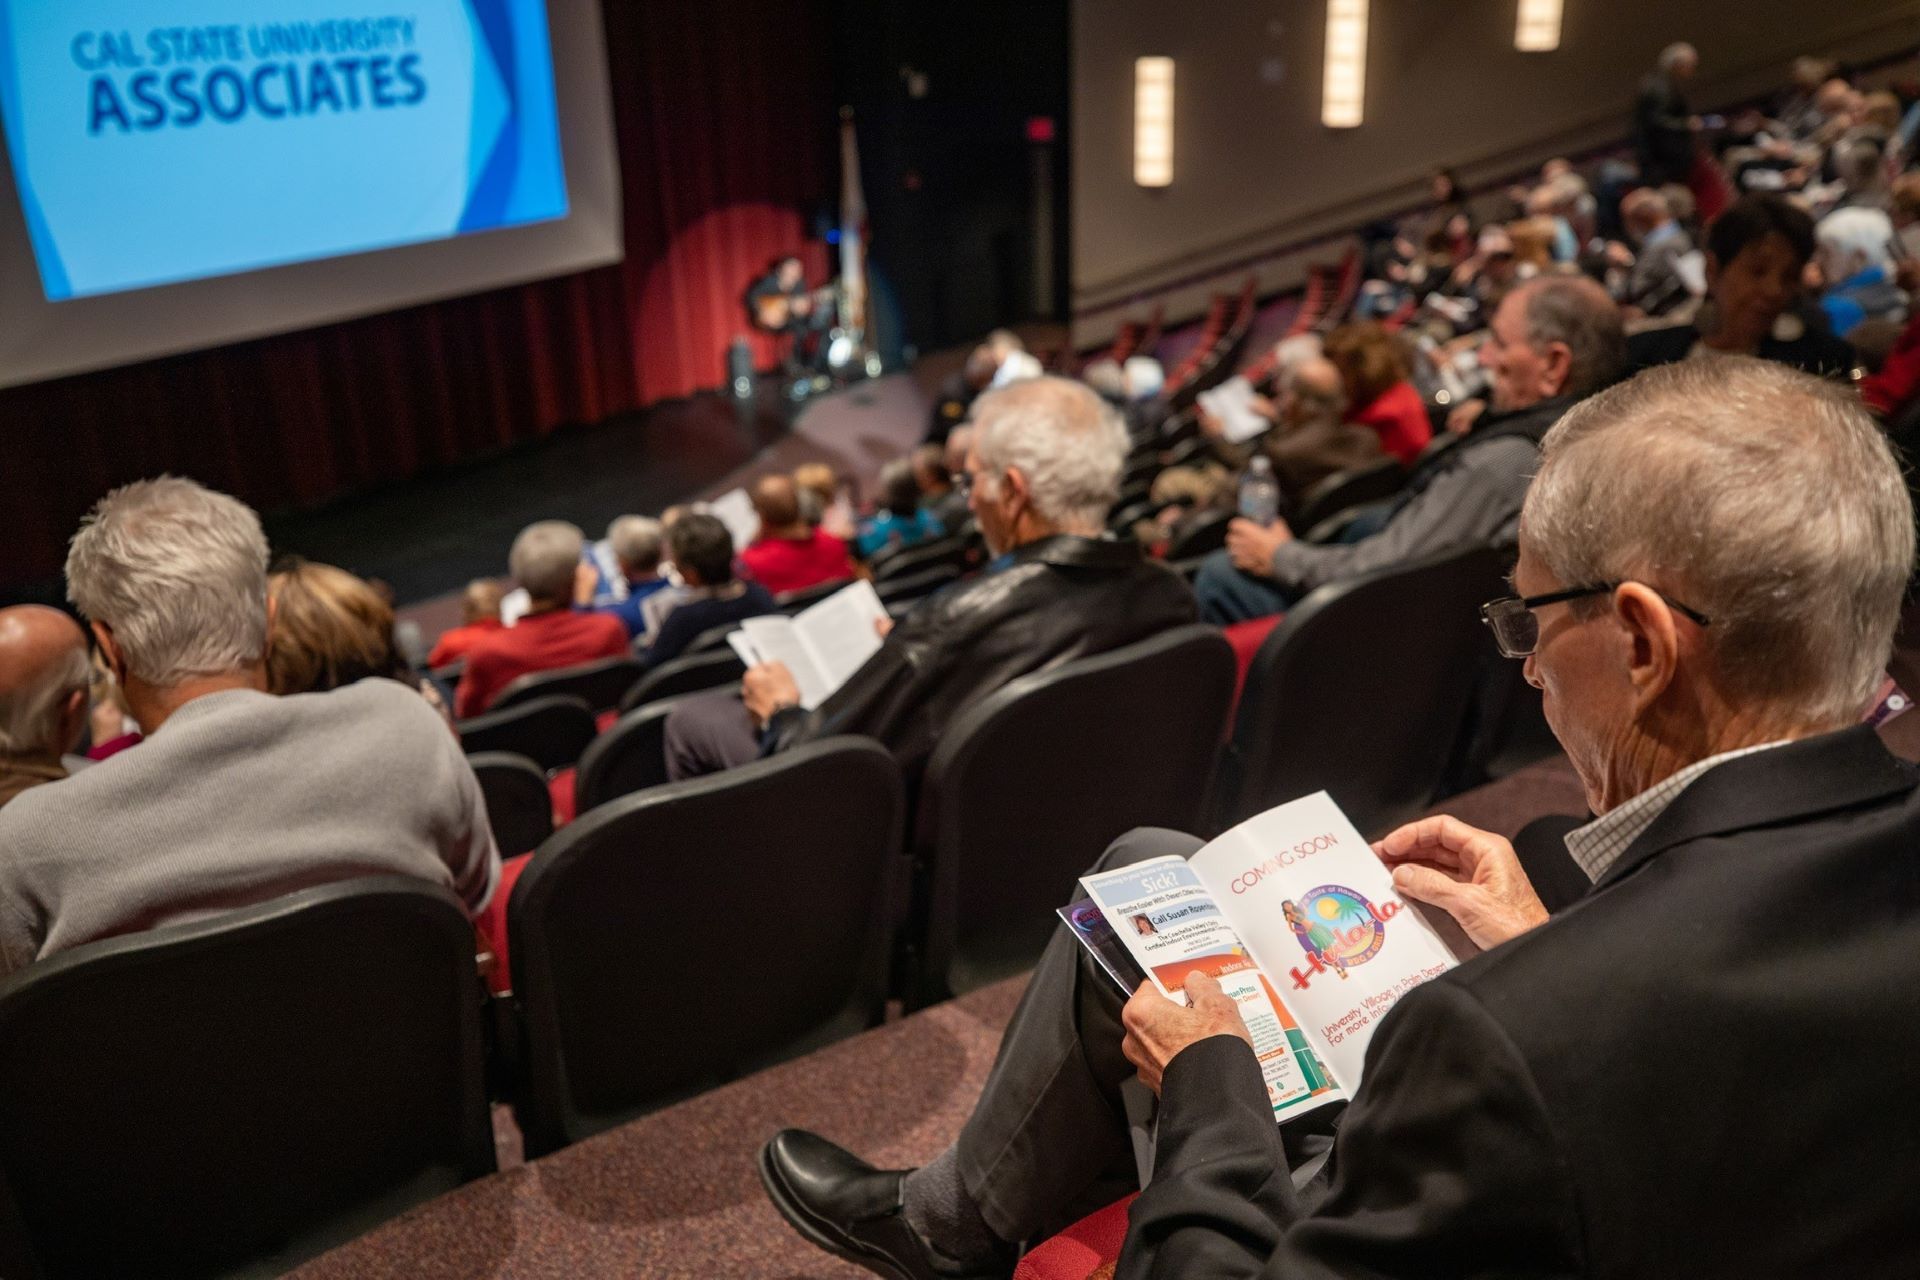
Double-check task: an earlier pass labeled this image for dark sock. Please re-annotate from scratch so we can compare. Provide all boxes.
[901,1146,1006,1268]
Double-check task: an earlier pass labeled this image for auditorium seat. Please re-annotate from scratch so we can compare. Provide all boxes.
[875,562,963,608]
[0,877,494,1279]
[907,624,1236,1006]
[871,531,976,584]
[466,752,556,856]
[491,654,646,714]
[1012,1195,1138,1280]
[1166,508,1233,560]
[458,694,598,772]
[1291,458,1405,533]
[616,648,744,713]
[572,694,698,815]
[506,737,904,1158]
[1209,544,1512,836]
[683,617,765,656]
[774,576,856,612]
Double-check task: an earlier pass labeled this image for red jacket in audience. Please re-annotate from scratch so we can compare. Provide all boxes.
[1347,379,1432,467]
[454,608,628,719]
[739,529,855,597]
[426,618,504,670]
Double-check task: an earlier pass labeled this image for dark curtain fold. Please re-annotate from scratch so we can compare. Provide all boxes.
[2,0,833,588]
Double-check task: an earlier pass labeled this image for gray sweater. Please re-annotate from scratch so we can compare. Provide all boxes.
[0,680,500,976]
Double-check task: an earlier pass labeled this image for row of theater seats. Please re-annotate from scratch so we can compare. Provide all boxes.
[0,544,1551,1279]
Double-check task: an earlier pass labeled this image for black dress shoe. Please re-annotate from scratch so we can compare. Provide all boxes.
[758,1130,1005,1279]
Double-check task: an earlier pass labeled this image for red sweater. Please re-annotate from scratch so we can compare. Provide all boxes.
[738,529,855,596]
[1348,380,1432,467]
[453,609,629,719]
[426,618,504,670]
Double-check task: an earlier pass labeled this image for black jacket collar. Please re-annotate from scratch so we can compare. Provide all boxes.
[1594,725,1916,891]
[1005,534,1145,572]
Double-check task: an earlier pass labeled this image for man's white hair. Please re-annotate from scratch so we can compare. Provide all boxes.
[970,375,1129,533]
[1659,42,1697,73]
[0,645,89,757]
[1816,206,1896,275]
[1525,358,1913,727]
[510,521,586,603]
[606,515,663,574]
[66,476,270,687]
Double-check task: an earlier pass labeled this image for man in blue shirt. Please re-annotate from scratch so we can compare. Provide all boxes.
[582,515,671,640]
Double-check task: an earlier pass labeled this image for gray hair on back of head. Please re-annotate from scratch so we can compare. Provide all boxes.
[606,515,663,574]
[1659,42,1696,73]
[66,476,270,687]
[970,375,1129,533]
[1517,275,1629,400]
[510,521,586,602]
[0,644,89,756]
[1524,357,1914,727]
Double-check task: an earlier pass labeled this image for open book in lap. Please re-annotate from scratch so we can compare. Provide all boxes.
[1072,792,1469,1123]
[730,579,890,709]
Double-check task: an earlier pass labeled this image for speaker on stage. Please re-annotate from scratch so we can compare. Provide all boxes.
[728,336,755,400]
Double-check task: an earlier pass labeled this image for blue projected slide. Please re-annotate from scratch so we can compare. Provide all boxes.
[0,1,569,300]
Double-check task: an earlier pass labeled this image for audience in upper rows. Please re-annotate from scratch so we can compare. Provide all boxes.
[663,377,1195,784]
[1196,276,1626,625]
[453,521,630,718]
[0,478,499,977]
[0,606,89,811]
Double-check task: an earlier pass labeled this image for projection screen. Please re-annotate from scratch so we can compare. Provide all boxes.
[0,0,621,389]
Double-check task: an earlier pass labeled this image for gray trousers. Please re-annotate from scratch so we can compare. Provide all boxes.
[663,688,764,782]
[955,827,1339,1246]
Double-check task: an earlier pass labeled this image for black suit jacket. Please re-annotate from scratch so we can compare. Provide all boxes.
[1122,726,1920,1279]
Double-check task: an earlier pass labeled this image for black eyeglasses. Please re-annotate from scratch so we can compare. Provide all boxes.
[1479,583,1711,659]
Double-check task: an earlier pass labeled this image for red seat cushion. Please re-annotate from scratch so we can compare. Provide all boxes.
[1223,614,1284,735]
[548,767,578,827]
[1013,1195,1136,1280]
[474,852,534,995]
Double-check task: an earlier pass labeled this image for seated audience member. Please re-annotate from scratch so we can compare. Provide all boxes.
[927,343,1002,444]
[858,459,945,559]
[642,513,777,666]
[1323,322,1431,466]
[86,656,141,761]
[664,377,1196,782]
[739,474,857,596]
[0,607,89,809]
[1814,207,1906,340]
[1627,195,1855,377]
[454,521,630,718]
[1199,356,1385,503]
[1615,187,1697,317]
[266,559,411,696]
[913,443,971,533]
[425,578,505,670]
[580,515,668,639]
[794,462,839,532]
[1194,276,1625,625]
[760,358,1920,1280]
[0,478,499,974]
[1860,259,1920,423]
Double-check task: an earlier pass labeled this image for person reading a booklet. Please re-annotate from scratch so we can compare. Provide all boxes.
[756,358,1920,1279]
[663,377,1194,781]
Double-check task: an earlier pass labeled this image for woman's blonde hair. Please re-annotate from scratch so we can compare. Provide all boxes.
[265,559,405,696]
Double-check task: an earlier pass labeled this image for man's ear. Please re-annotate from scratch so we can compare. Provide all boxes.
[1613,582,1682,714]
[90,621,125,684]
[1542,340,1575,398]
[1002,465,1032,520]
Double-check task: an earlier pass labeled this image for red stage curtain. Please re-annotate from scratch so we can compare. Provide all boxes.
[0,0,833,588]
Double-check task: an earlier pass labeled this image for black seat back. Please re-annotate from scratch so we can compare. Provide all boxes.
[871,532,974,584]
[617,649,745,712]
[1293,458,1406,531]
[1212,544,1512,837]
[467,752,555,855]
[0,877,492,1280]
[911,626,1235,1004]
[572,694,698,816]
[1166,508,1233,559]
[876,562,962,607]
[492,655,644,714]
[458,695,597,771]
[509,739,903,1157]
[774,577,856,612]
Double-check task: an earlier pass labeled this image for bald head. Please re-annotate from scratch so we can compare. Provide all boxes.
[1285,356,1349,424]
[0,606,89,760]
[751,473,803,534]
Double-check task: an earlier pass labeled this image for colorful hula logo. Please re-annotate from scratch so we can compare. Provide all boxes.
[1283,885,1385,978]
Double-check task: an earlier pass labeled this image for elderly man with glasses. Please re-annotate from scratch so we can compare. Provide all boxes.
[759,357,1920,1280]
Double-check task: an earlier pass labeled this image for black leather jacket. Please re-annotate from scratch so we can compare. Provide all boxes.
[762,535,1196,780]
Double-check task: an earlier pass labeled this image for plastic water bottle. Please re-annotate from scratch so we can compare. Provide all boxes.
[1239,455,1280,526]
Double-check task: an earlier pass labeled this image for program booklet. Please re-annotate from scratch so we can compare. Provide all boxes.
[726,579,890,709]
[1065,792,1465,1123]
[1196,375,1272,444]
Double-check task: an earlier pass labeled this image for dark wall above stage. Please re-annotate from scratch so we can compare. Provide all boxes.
[1072,0,1920,318]
[2,1,835,590]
